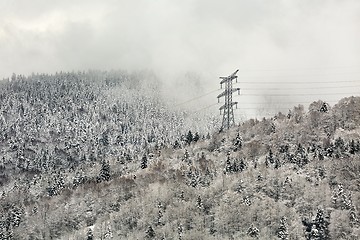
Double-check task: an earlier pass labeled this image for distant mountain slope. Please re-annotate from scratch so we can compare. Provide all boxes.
[0,70,216,180]
[0,74,359,239]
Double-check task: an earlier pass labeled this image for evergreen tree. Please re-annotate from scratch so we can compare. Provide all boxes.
[267,149,274,164]
[100,131,109,146]
[265,157,269,168]
[178,223,183,240]
[349,205,359,227]
[97,160,110,182]
[185,131,193,145]
[183,149,191,165]
[73,169,86,188]
[243,196,251,206]
[238,158,246,172]
[233,133,243,150]
[320,102,329,113]
[87,228,93,240]
[145,225,155,239]
[173,140,180,149]
[156,201,164,226]
[349,139,358,154]
[312,208,329,240]
[206,132,211,139]
[188,169,200,188]
[197,196,203,210]
[231,160,239,173]
[141,154,148,169]
[225,156,232,173]
[274,157,281,169]
[296,143,309,167]
[287,110,292,119]
[277,217,289,240]
[47,171,65,196]
[334,137,346,157]
[247,224,259,238]
[9,205,23,228]
[193,132,200,142]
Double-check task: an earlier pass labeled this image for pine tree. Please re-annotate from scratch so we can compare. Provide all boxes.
[185,131,193,145]
[238,158,246,172]
[296,143,309,167]
[97,160,110,182]
[247,224,259,238]
[173,140,180,149]
[225,156,232,173]
[320,102,329,113]
[87,228,93,240]
[233,133,243,150]
[100,131,109,146]
[349,205,359,227]
[9,205,23,228]
[145,225,155,239]
[313,208,329,240]
[265,156,270,168]
[197,196,203,210]
[188,169,200,188]
[349,139,356,154]
[277,217,289,240]
[334,137,346,157]
[267,149,274,164]
[104,223,113,239]
[141,154,148,169]
[156,201,164,226]
[178,223,183,240]
[274,157,281,169]
[73,169,86,188]
[243,196,251,206]
[47,171,65,196]
[231,160,239,172]
[206,132,211,139]
[193,132,200,142]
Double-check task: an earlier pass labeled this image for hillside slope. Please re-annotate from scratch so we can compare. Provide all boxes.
[0,74,360,239]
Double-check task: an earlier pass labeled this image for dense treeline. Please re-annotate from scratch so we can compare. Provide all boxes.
[0,70,214,175]
[0,71,217,239]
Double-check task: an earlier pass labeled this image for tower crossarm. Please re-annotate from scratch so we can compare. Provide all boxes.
[217,88,240,99]
[220,75,237,85]
[219,69,239,86]
[219,102,238,111]
[219,69,239,80]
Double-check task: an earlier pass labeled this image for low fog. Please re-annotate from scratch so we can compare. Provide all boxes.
[1,0,360,118]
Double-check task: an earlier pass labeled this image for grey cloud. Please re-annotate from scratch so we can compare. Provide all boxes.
[0,0,360,114]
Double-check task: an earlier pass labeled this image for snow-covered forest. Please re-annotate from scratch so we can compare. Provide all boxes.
[0,71,217,239]
[0,72,360,239]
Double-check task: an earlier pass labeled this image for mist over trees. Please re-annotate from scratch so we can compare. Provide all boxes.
[0,72,359,239]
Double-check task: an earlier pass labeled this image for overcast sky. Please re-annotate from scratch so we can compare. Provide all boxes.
[1,0,360,116]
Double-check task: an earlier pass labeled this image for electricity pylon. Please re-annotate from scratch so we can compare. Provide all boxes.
[217,69,240,131]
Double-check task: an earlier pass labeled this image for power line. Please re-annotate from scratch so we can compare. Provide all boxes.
[240,65,360,72]
[242,92,359,96]
[194,103,218,112]
[242,85,360,91]
[241,71,360,78]
[237,101,338,105]
[175,80,360,106]
[174,89,219,106]
[173,76,359,113]
[241,79,360,84]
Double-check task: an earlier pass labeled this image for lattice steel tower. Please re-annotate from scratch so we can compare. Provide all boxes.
[217,69,240,130]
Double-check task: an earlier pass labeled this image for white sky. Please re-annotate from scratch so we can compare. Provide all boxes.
[1,0,360,117]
